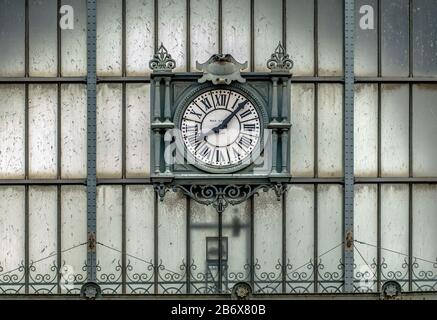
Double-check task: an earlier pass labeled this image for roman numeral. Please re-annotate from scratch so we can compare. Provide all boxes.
[189,109,202,119]
[243,123,256,132]
[200,97,214,111]
[214,93,228,107]
[231,147,241,159]
[215,149,226,163]
[199,145,211,158]
[239,109,252,119]
[237,135,252,149]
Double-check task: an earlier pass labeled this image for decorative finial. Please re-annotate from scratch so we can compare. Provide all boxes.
[266,42,293,73]
[149,43,176,72]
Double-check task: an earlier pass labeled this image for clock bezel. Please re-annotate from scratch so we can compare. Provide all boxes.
[174,83,269,174]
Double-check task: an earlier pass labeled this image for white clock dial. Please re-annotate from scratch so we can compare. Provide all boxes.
[180,89,261,169]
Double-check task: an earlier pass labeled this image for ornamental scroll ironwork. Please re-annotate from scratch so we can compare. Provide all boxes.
[154,184,287,214]
[149,43,176,72]
[267,42,293,73]
[196,54,247,84]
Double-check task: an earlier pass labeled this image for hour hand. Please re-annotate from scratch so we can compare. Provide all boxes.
[214,100,248,132]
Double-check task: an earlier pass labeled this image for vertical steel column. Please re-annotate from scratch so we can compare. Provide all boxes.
[343,0,355,293]
[86,0,97,282]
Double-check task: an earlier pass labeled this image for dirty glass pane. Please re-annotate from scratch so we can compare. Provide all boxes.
[190,0,219,71]
[285,185,314,293]
[354,184,377,292]
[413,0,437,76]
[222,0,250,71]
[61,0,86,76]
[29,84,58,179]
[254,190,282,294]
[318,0,343,76]
[29,186,57,294]
[290,83,314,177]
[412,185,437,291]
[355,0,378,76]
[317,184,343,293]
[354,84,378,177]
[61,186,87,294]
[96,84,122,178]
[126,84,150,178]
[126,185,155,294]
[381,0,409,76]
[0,85,25,179]
[157,190,186,294]
[286,0,314,76]
[0,0,25,76]
[413,84,437,177]
[317,84,343,177]
[190,201,218,294]
[0,186,25,294]
[223,201,251,293]
[158,0,187,72]
[381,184,409,290]
[126,0,154,76]
[381,84,409,177]
[97,0,122,76]
[254,0,282,72]
[61,84,87,179]
[96,185,122,294]
[29,0,57,76]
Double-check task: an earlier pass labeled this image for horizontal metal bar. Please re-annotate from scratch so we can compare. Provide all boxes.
[355,177,437,184]
[0,77,87,83]
[355,77,437,83]
[97,76,152,83]
[97,178,152,184]
[0,179,86,185]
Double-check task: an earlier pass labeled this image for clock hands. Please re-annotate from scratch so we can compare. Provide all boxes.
[197,100,249,141]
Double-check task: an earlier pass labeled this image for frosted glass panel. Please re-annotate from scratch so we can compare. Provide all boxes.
[381,84,409,177]
[126,0,155,76]
[157,190,186,294]
[61,84,87,178]
[286,185,314,293]
[412,185,437,291]
[97,0,122,75]
[126,185,155,294]
[290,84,314,177]
[190,0,219,71]
[317,84,343,177]
[222,0,250,71]
[413,85,437,177]
[223,201,251,292]
[0,0,25,76]
[354,84,378,177]
[97,84,122,178]
[254,0,282,72]
[381,0,409,76]
[0,85,25,179]
[190,201,218,294]
[413,0,437,76]
[354,184,377,292]
[96,185,122,294]
[29,186,57,293]
[318,0,343,76]
[286,0,314,76]
[126,84,150,177]
[61,186,87,294]
[355,0,378,76]
[29,0,57,76]
[61,0,87,76]
[381,184,409,288]
[29,84,58,179]
[0,186,25,294]
[254,190,282,293]
[317,184,343,293]
[158,0,187,72]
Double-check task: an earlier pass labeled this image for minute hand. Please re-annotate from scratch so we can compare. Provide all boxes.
[213,100,248,133]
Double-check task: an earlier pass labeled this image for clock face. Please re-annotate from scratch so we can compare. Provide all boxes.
[180,89,262,171]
